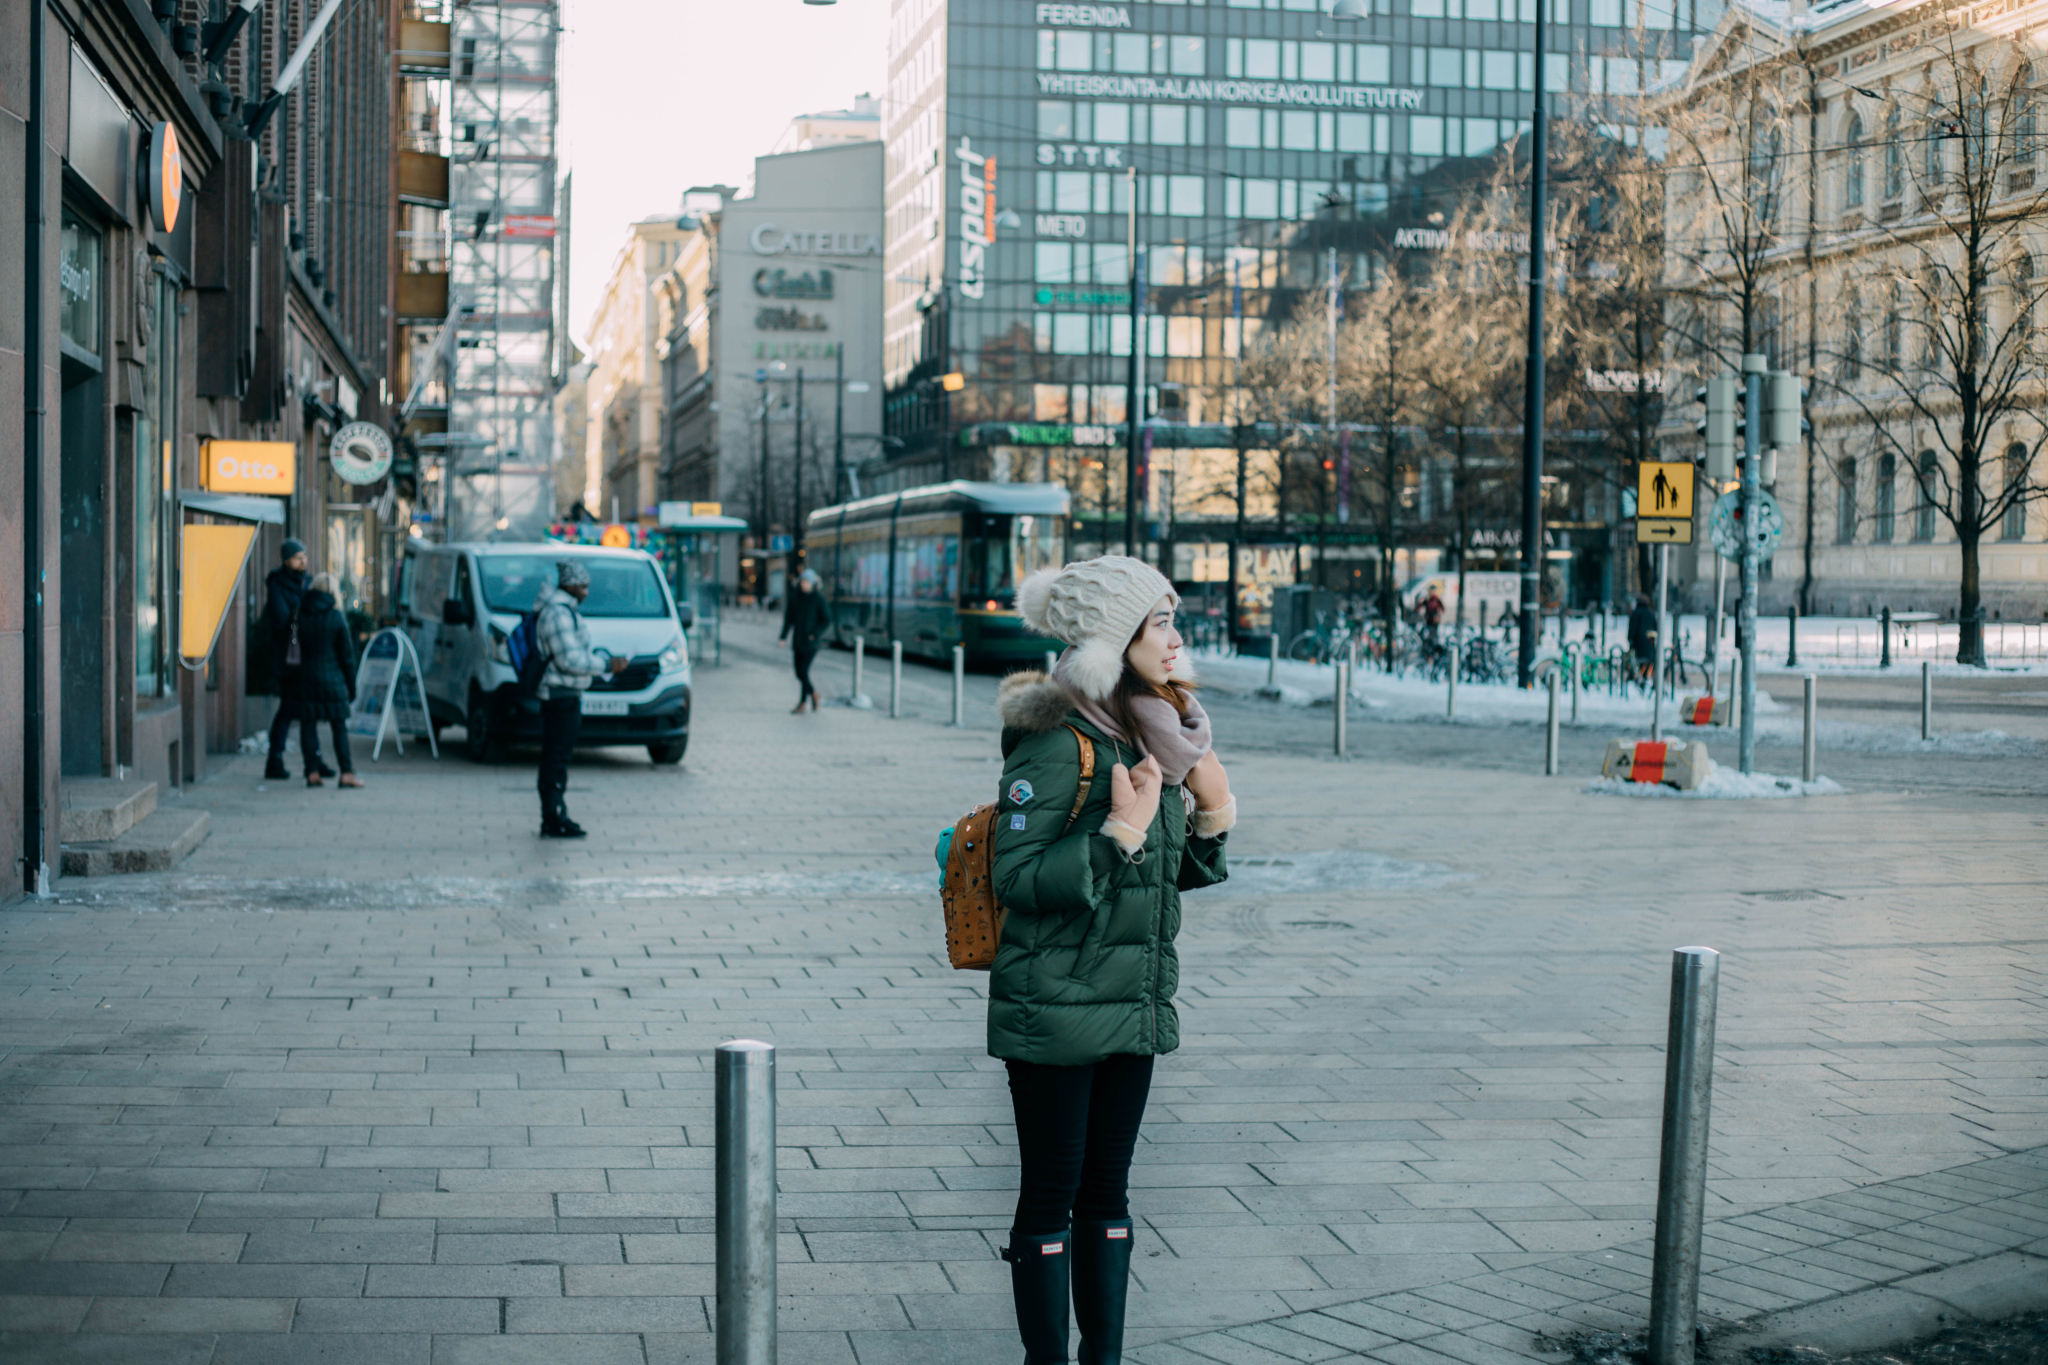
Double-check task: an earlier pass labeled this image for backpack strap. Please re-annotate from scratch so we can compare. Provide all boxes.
[1061,724,1095,834]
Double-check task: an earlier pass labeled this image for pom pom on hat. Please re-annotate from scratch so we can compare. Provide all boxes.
[1017,555,1177,701]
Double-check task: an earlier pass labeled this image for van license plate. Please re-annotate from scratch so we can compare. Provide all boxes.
[581,694,629,716]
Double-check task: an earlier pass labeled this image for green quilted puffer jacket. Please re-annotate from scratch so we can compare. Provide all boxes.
[985,671,1229,1066]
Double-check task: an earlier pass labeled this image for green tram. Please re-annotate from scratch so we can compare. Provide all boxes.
[805,481,1070,665]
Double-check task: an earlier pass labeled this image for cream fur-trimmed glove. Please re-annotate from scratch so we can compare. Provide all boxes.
[1191,796,1237,839]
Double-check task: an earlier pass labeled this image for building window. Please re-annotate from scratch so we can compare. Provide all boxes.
[1844,114,1866,209]
[2014,65,2038,162]
[1914,450,1939,540]
[1836,457,1858,543]
[1884,107,1904,199]
[1883,281,1903,371]
[1840,289,1862,382]
[1875,453,1896,542]
[2003,443,2030,540]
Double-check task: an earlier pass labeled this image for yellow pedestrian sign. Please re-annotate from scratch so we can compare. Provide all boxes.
[1639,461,1694,519]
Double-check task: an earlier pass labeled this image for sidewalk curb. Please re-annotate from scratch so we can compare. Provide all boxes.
[1720,1248,2048,1356]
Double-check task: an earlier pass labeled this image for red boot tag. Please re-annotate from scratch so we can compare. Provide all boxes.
[1043,1241,1064,1254]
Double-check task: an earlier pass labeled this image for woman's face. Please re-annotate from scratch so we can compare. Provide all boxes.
[1125,596,1183,686]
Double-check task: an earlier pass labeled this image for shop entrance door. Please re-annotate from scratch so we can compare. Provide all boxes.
[58,210,106,777]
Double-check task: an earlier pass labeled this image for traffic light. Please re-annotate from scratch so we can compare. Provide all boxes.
[1694,375,1737,481]
[1765,370,1805,449]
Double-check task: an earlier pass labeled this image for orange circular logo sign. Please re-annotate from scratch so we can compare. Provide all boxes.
[600,524,631,548]
[146,122,182,234]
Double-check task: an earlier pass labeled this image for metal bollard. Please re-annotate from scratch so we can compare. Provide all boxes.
[1045,650,1057,677]
[1446,640,1459,719]
[1921,659,1932,741]
[951,645,965,727]
[1267,632,1278,690]
[1648,948,1720,1365]
[1332,659,1347,757]
[1568,645,1581,724]
[1880,605,1893,668]
[1544,669,1560,775]
[890,641,903,719]
[852,637,864,703]
[1786,603,1800,668]
[1802,675,1817,783]
[715,1040,777,1365]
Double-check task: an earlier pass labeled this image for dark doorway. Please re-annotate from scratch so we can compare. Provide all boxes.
[58,209,107,777]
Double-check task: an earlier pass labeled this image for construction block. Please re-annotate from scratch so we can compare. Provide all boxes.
[1678,695,1725,726]
[1601,738,1712,790]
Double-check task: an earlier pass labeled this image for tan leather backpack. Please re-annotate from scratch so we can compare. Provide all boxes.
[941,725,1095,970]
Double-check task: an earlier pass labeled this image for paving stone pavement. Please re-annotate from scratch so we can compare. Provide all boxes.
[2,613,2044,1364]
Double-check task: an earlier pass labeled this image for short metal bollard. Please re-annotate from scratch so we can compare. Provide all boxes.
[1544,670,1560,776]
[1802,675,1817,783]
[1880,606,1894,668]
[1446,641,1459,719]
[1267,632,1278,690]
[1569,647,1581,724]
[890,641,903,719]
[1921,659,1932,740]
[951,645,965,727]
[716,1040,777,1365]
[1648,948,1720,1365]
[1786,604,1800,668]
[1333,659,1348,758]
[852,638,864,704]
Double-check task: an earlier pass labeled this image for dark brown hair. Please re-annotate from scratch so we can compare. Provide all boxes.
[1104,615,1195,742]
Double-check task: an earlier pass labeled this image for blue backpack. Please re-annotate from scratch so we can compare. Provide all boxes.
[507,611,549,695]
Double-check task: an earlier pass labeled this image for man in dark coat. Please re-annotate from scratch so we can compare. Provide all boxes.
[779,568,831,712]
[1628,592,1659,684]
[263,539,330,780]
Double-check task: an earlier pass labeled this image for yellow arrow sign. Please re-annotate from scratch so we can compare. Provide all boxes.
[1637,517,1695,545]
[180,524,258,661]
[1639,461,1694,520]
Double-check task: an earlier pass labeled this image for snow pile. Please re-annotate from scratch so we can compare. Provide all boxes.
[1587,764,1844,800]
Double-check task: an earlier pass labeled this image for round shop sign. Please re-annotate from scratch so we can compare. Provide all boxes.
[329,422,395,485]
[143,122,182,233]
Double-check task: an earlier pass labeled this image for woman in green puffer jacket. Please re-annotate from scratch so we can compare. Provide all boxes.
[988,555,1237,1365]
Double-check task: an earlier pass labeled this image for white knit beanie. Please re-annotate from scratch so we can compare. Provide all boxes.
[1017,555,1180,701]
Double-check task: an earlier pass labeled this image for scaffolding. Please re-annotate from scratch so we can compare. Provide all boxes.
[445,0,560,539]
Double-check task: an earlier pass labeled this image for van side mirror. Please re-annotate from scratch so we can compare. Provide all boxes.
[442,597,473,627]
[676,602,695,630]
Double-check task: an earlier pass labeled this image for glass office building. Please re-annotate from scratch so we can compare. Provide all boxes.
[879,0,1708,576]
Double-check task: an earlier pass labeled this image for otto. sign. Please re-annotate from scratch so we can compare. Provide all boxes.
[202,440,295,496]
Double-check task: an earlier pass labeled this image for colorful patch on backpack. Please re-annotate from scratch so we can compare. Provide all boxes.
[1010,813,1027,830]
[1008,779,1034,805]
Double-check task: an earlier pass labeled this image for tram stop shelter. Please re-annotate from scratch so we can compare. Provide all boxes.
[654,504,750,666]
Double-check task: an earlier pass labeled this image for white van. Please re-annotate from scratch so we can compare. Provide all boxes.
[398,542,693,764]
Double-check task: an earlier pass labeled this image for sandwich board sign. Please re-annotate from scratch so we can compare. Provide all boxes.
[348,628,438,761]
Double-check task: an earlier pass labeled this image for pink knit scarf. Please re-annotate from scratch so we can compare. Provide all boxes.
[1057,665,1214,786]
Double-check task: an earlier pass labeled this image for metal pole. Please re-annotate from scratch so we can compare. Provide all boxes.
[1569,643,1581,723]
[1334,657,1347,757]
[1516,0,1549,690]
[1648,947,1721,1365]
[1447,639,1459,718]
[852,636,864,705]
[792,368,804,569]
[1545,669,1560,776]
[715,1040,776,1365]
[1125,169,1144,559]
[1921,659,1932,741]
[1739,356,1764,775]
[1880,605,1893,668]
[833,343,846,504]
[952,645,965,727]
[22,0,49,895]
[1802,674,1817,783]
[1786,602,1799,668]
[1707,551,1725,681]
[1267,630,1278,690]
[1651,544,1667,743]
[890,641,902,720]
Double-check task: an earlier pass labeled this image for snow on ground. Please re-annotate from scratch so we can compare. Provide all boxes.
[1587,766,1846,800]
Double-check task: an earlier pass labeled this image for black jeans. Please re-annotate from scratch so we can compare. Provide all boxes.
[302,718,352,773]
[1006,1053,1155,1237]
[538,693,581,823]
[267,676,321,763]
[793,647,818,702]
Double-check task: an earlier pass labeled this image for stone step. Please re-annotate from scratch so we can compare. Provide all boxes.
[60,807,210,877]
[59,778,159,843]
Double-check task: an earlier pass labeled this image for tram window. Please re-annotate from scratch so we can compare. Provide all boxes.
[962,514,1064,604]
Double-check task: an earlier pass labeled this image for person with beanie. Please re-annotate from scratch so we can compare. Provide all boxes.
[294,573,364,787]
[987,555,1237,1364]
[779,567,831,713]
[532,558,628,837]
[262,538,331,781]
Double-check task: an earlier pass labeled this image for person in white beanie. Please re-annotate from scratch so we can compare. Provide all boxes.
[984,554,1236,1364]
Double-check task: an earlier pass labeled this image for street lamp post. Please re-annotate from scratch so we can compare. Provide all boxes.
[833,344,845,504]
[792,368,805,572]
[1123,165,1143,558]
[1516,0,1550,688]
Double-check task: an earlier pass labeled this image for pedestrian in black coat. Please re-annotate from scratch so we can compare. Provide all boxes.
[296,574,364,788]
[1627,592,1659,683]
[780,568,831,713]
[263,538,332,780]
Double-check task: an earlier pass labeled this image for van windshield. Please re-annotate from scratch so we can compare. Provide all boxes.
[480,555,670,618]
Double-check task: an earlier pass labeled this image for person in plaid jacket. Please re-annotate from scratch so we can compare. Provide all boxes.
[533,560,625,838]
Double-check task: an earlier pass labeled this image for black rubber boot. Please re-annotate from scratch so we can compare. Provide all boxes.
[263,757,288,780]
[1072,1218,1134,1364]
[1001,1228,1072,1363]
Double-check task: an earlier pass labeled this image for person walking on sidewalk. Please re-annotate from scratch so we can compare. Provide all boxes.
[294,574,364,788]
[780,568,831,713]
[262,539,331,781]
[534,559,628,838]
[1628,591,1659,686]
[989,555,1237,1364]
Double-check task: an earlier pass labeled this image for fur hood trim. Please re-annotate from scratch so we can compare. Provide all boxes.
[996,670,1074,734]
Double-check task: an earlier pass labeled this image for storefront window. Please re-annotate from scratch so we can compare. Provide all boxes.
[136,271,176,697]
[59,214,100,354]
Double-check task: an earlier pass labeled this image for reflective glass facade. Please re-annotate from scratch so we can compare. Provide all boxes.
[881,0,1710,469]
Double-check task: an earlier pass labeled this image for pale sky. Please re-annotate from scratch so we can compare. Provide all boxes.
[558,0,890,348]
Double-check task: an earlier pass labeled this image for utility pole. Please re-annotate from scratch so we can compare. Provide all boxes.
[792,367,804,569]
[757,372,771,557]
[1517,0,1550,689]
[1739,353,1763,774]
[833,343,845,505]
[1124,165,1143,558]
